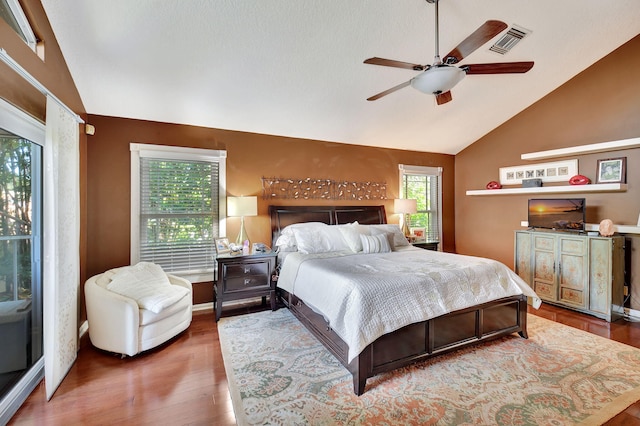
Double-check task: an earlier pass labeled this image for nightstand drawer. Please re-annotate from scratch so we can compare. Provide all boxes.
[225,275,270,292]
[224,262,269,278]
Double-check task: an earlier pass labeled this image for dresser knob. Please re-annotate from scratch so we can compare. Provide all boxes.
[244,278,250,285]
[244,266,250,274]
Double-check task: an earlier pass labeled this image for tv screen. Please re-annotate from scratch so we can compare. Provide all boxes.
[528,198,585,231]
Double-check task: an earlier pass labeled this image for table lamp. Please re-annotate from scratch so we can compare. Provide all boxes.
[394,198,417,237]
[227,196,258,246]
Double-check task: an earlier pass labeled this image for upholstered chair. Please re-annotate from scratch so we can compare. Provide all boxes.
[84,262,192,356]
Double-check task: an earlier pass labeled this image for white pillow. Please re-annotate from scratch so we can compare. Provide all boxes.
[337,223,363,252]
[274,233,297,252]
[275,222,328,252]
[292,225,352,254]
[360,233,391,253]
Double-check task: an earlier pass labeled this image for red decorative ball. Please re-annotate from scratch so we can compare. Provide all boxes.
[569,174,590,185]
[486,181,502,190]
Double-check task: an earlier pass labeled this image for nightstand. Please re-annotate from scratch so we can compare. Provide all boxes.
[215,251,277,321]
[412,241,439,251]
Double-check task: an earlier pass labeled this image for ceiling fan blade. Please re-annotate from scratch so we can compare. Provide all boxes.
[464,61,534,74]
[364,57,427,71]
[435,91,453,105]
[367,81,411,101]
[443,20,508,64]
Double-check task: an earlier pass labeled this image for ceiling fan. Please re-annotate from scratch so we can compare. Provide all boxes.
[364,0,534,105]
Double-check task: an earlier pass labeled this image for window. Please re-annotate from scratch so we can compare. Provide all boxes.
[0,0,38,52]
[131,144,226,282]
[399,164,442,244]
[0,98,44,419]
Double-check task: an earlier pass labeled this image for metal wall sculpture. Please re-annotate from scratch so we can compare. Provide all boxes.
[261,177,387,200]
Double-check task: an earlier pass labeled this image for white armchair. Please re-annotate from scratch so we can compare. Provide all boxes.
[85,262,192,356]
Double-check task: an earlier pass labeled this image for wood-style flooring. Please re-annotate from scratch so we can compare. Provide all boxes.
[9,303,640,425]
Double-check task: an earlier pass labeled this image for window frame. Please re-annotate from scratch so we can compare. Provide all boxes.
[1,0,38,51]
[399,164,443,247]
[130,143,227,283]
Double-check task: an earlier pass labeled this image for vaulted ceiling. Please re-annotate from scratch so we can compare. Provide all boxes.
[41,0,640,154]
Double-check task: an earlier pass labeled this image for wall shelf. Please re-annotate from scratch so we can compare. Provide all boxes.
[466,183,627,196]
[521,137,640,160]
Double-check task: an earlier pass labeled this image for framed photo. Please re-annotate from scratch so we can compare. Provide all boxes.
[215,237,230,254]
[410,227,426,243]
[499,159,578,185]
[596,157,626,184]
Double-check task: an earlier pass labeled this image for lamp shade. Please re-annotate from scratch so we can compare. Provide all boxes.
[411,66,465,94]
[394,198,417,214]
[227,196,257,217]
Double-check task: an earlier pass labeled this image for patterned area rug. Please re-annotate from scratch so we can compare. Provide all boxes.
[218,309,640,425]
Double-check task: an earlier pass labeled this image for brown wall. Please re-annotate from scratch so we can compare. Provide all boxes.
[85,115,455,302]
[455,35,640,305]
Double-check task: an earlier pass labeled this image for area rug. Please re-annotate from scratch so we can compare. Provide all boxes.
[218,309,640,425]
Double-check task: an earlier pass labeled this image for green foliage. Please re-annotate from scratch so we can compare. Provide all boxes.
[0,137,36,301]
[139,158,218,270]
[402,174,439,241]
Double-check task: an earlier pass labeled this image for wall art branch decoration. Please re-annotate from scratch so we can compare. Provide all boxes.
[261,177,387,200]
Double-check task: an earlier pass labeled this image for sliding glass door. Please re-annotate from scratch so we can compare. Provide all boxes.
[0,126,43,421]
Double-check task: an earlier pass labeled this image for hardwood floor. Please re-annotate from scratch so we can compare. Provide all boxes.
[8,303,640,425]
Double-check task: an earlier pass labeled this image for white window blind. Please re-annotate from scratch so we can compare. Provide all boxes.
[399,164,442,244]
[131,144,226,282]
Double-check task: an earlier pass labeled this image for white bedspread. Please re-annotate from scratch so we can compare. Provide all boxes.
[278,246,540,363]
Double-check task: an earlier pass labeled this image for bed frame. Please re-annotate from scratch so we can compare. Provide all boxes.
[269,205,528,395]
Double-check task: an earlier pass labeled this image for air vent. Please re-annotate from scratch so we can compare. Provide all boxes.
[490,25,531,55]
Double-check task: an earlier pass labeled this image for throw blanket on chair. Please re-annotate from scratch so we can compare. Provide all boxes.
[106,262,188,313]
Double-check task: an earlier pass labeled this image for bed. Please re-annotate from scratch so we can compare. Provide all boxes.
[269,204,539,395]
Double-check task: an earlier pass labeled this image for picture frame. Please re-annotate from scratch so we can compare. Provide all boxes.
[215,237,230,255]
[410,227,426,243]
[499,159,578,185]
[596,157,626,184]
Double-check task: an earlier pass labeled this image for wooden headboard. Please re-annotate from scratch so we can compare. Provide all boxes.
[269,205,387,243]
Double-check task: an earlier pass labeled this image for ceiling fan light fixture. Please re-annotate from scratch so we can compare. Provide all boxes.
[410,66,465,95]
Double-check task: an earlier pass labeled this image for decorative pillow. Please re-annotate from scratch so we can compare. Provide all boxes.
[292,225,352,254]
[360,233,391,253]
[367,224,410,248]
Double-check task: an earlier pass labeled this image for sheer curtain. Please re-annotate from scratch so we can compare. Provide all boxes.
[43,96,80,400]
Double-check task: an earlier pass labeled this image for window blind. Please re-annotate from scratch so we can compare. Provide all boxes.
[139,158,219,273]
[399,164,442,244]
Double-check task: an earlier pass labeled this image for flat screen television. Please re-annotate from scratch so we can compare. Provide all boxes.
[528,198,585,231]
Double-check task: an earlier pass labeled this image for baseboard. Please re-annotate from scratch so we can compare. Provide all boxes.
[625,307,640,321]
[78,320,89,340]
[193,302,213,312]
[193,298,264,313]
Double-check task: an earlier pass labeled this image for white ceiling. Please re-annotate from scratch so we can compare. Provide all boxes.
[41,0,640,155]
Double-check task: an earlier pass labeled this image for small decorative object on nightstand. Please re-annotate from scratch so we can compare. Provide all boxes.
[215,250,277,321]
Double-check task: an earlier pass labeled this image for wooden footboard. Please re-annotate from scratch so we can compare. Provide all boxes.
[280,290,528,395]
